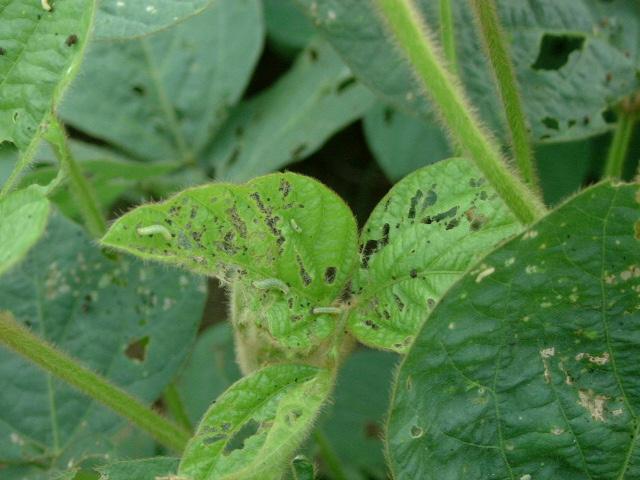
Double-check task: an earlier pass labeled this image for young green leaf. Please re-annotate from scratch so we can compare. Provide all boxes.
[61,0,263,163]
[94,0,215,40]
[0,0,96,192]
[0,214,206,471]
[204,38,376,181]
[295,0,638,143]
[387,182,640,479]
[349,157,521,352]
[178,364,332,480]
[96,457,179,479]
[0,187,50,277]
[102,173,359,354]
[363,103,450,182]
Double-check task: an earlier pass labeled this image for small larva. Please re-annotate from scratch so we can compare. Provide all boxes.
[136,225,172,241]
[251,278,289,294]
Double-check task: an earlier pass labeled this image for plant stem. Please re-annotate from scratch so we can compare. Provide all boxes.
[604,109,637,179]
[45,118,107,237]
[439,0,458,76]
[469,0,540,191]
[375,0,546,224]
[0,311,190,452]
[163,382,193,432]
[313,429,348,480]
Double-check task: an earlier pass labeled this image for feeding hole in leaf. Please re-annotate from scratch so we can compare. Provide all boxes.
[410,425,423,438]
[532,33,585,71]
[65,34,78,47]
[336,76,357,93]
[132,85,146,96]
[541,117,559,131]
[324,266,337,284]
[124,336,149,362]
[223,419,260,455]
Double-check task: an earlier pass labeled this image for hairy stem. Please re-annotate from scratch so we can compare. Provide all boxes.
[375,0,546,224]
[163,382,193,432]
[0,311,190,452]
[604,109,637,179]
[45,119,107,237]
[469,0,540,191]
[313,429,348,480]
[439,0,458,76]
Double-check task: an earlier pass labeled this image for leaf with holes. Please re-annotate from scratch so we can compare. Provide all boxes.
[0,186,50,277]
[178,364,332,480]
[0,214,206,472]
[363,103,451,182]
[387,182,640,479]
[349,157,521,352]
[204,38,375,182]
[60,0,263,164]
[96,457,179,479]
[94,0,216,40]
[296,0,639,143]
[0,0,95,154]
[101,172,359,358]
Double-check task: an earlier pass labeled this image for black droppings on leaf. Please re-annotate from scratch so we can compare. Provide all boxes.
[308,48,319,62]
[381,223,390,246]
[383,107,395,124]
[409,269,418,278]
[296,255,312,286]
[279,178,291,197]
[324,266,337,284]
[65,34,78,46]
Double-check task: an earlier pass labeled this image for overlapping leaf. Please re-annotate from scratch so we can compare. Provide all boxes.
[205,39,376,181]
[102,173,359,354]
[296,0,640,143]
[95,0,215,40]
[363,103,450,182]
[0,187,50,277]
[178,364,331,480]
[387,182,640,479]
[349,158,521,352]
[96,457,179,479]
[0,214,207,473]
[61,0,263,163]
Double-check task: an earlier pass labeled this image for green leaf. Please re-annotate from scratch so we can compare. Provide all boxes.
[296,0,639,143]
[322,349,397,479]
[178,364,332,480]
[96,457,179,479]
[60,0,263,163]
[176,322,242,425]
[0,0,95,150]
[205,38,376,182]
[101,172,359,354]
[94,0,215,40]
[363,103,451,182]
[0,186,50,276]
[349,157,521,352]
[0,214,207,472]
[387,182,640,479]
[264,0,314,52]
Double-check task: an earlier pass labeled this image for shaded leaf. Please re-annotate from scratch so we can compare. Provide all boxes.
[96,457,179,479]
[264,0,314,52]
[61,0,263,163]
[178,364,331,480]
[176,322,242,425]
[102,173,358,355]
[349,158,521,352]
[205,39,376,181]
[0,214,207,472]
[296,0,639,142]
[363,103,450,182]
[95,0,215,40]
[387,182,640,479]
[0,187,50,277]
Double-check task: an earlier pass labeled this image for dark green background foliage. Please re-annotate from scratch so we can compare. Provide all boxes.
[0,0,639,479]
